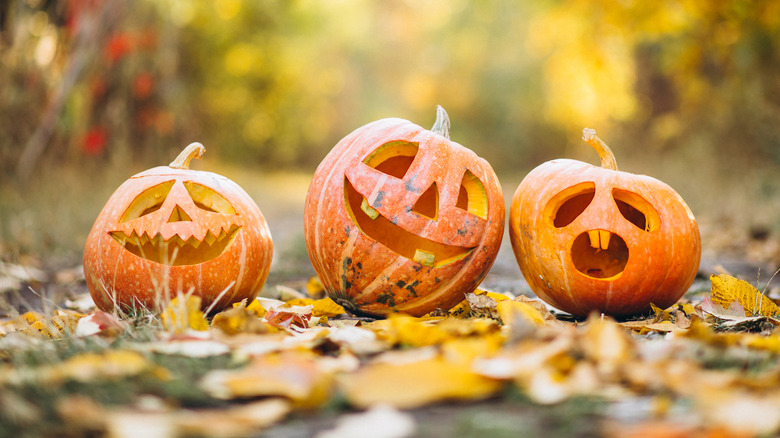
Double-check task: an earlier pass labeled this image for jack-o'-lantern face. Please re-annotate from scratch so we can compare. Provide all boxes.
[509,129,700,317]
[343,140,489,268]
[109,179,241,266]
[544,182,662,280]
[305,107,504,317]
[84,143,273,313]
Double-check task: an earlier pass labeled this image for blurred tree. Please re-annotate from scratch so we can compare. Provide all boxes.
[1,0,779,180]
[526,0,780,166]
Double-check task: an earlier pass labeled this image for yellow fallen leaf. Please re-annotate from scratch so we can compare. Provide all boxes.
[211,306,271,335]
[441,335,504,364]
[367,314,449,348]
[201,352,332,409]
[161,296,209,333]
[710,274,780,317]
[2,311,83,339]
[340,357,502,409]
[287,297,346,317]
[498,300,546,327]
[306,275,326,298]
[580,314,634,374]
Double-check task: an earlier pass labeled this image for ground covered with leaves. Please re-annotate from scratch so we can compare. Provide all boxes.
[3,270,780,438]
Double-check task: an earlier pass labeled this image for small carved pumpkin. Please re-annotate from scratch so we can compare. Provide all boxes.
[83,143,273,313]
[304,107,505,317]
[509,129,700,317]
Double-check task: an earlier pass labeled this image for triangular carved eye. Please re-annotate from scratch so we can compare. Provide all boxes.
[183,182,236,214]
[412,182,438,220]
[119,181,175,223]
[456,170,488,219]
[363,141,419,179]
[545,182,595,228]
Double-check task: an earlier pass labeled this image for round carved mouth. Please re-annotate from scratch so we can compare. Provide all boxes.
[344,178,474,268]
[571,230,628,279]
[109,225,241,266]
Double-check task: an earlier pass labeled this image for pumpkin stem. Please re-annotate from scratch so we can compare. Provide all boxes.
[582,128,618,171]
[169,142,205,169]
[431,105,451,139]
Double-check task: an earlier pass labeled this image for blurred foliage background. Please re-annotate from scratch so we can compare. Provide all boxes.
[2,0,780,269]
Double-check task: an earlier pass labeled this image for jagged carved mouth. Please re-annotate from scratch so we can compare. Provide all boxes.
[344,178,474,268]
[109,225,241,266]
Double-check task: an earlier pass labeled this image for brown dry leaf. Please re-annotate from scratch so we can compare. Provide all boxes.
[264,304,313,329]
[710,274,780,317]
[340,356,502,409]
[161,295,209,333]
[201,351,332,408]
[211,306,271,335]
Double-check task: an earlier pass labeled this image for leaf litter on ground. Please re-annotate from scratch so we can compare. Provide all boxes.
[3,274,780,436]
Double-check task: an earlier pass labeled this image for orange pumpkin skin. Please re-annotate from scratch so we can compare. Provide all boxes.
[509,130,700,317]
[304,107,504,317]
[83,144,273,313]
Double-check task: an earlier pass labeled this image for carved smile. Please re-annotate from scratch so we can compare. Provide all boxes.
[344,178,474,267]
[109,225,241,266]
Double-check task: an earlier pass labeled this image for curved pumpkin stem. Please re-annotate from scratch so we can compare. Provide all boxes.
[431,105,451,139]
[169,142,205,170]
[582,128,618,171]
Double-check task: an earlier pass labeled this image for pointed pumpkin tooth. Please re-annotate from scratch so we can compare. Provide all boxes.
[599,230,611,250]
[413,249,436,267]
[187,237,200,248]
[588,230,601,249]
[360,198,380,220]
[204,231,217,246]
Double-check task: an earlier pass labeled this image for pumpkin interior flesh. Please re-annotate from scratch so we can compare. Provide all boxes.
[547,183,596,228]
[612,189,659,232]
[109,225,241,266]
[344,177,473,267]
[363,141,419,178]
[571,230,628,279]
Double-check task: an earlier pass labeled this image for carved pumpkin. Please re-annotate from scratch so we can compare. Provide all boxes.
[509,129,700,317]
[304,107,505,317]
[83,143,273,313]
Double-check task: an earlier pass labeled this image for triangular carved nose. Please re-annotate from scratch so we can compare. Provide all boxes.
[412,182,438,220]
[167,205,192,223]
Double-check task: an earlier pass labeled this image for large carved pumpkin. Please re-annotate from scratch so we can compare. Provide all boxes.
[304,107,504,317]
[509,129,700,317]
[83,143,273,313]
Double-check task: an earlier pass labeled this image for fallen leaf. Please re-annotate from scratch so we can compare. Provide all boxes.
[340,356,502,409]
[286,297,346,317]
[75,310,127,337]
[161,295,209,333]
[175,399,291,437]
[497,299,547,327]
[306,275,326,298]
[316,404,416,438]
[264,304,312,329]
[710,274,780,317]
[212,306,271,335]
[201,352,332,408]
